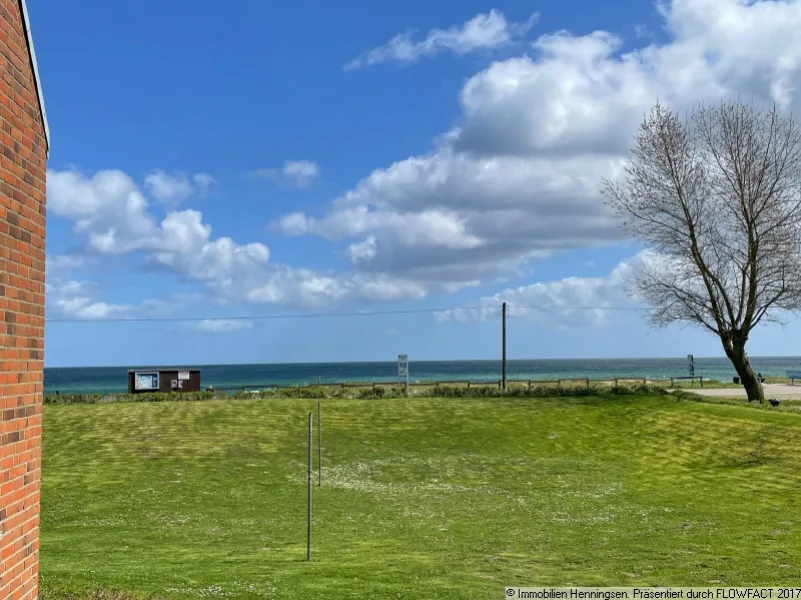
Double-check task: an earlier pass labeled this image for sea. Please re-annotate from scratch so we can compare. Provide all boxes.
[43,356,801,394]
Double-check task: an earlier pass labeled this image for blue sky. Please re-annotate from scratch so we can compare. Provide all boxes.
[31,0,801,367]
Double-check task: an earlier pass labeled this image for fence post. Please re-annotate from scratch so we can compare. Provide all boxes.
[557,379,561,390]
[317,400,322,487]
[467,381,471,389]
[307,412,312,561]
[586,378,590,390]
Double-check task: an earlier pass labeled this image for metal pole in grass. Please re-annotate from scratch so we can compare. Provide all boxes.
[501,302,507,392]
[307,412,313,561]
[317,399,322,487]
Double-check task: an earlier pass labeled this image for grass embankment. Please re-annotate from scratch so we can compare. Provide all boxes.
[40,381,669,405]
[41,394,801,599]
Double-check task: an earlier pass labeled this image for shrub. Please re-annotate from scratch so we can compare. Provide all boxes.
[43,391,216,405]
[43,382,668,405]
[358,386,386,399]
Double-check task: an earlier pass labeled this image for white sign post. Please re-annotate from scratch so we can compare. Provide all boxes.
[687,354,695,377]
[398,354,409,396]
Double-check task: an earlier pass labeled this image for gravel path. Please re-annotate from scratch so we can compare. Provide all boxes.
[678,383,801,398]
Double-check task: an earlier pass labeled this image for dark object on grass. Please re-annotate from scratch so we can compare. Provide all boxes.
[769,398,780,407]
[757,372,765,383]
[733,376,740,384]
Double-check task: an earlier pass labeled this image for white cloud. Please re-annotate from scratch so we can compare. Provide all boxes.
[276,0,801,292]
[274,151,625,286]
[194,319,254,333]
[49,0,801,316]
[345,9,538,70]
[438,252,648,329]
[45,278,133,321]
[46,254,86,277]
[144,170,214,205]
[252,161,319,188]
[193,173,216,189]
[47,168,435,310]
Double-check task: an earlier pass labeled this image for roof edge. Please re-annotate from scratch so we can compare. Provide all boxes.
[18,0,49,158]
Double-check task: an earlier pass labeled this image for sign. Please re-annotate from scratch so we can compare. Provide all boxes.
[178,371,190,380]
[687,354,695,377]
[397,354,408,378]
[134,372,159,391]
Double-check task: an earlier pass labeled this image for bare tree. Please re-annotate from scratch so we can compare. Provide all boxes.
[603,100,801,403]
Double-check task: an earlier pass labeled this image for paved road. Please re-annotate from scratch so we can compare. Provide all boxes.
[681,383,801,399]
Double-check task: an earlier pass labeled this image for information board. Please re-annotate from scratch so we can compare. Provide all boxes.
[134,372,159,391]
[398,354,408,378]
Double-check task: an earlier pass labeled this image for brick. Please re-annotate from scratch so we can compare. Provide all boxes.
[0,2,47,599]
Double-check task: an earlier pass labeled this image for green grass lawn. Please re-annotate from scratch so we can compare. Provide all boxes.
[40,395,801,599]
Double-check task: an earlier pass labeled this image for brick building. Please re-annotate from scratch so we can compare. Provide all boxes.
[0,1,49,599]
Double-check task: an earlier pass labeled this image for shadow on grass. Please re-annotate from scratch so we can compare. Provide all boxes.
[40,592,165,600]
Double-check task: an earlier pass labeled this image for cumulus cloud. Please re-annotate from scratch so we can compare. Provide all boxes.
[50,0,801,317]
[252,160,319,188]
[345,9,539,70]
[47,168,434,310]
[194,319,254,333]
[144,170,215,204]
[438,252,650,329]
[45,277,133,321]
[275,0,801,292]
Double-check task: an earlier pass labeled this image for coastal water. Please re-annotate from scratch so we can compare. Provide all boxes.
[43,356,801,394]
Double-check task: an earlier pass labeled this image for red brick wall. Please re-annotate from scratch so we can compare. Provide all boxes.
[0,1,47,598]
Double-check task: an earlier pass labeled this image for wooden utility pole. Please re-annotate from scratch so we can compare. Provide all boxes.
[502,302,507,392]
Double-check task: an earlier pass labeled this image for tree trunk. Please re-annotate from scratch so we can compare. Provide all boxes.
[724,335,764,403]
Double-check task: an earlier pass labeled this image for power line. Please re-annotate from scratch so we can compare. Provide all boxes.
[44,303,650,324]
[45,305,487,324]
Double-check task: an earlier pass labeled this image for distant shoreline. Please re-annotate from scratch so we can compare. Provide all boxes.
[42,355,801,370]
[42,357,796,396]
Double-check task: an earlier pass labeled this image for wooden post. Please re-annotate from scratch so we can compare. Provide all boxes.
[586,378,590,390]
[502,302,507,392]
[307,413,312,561]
